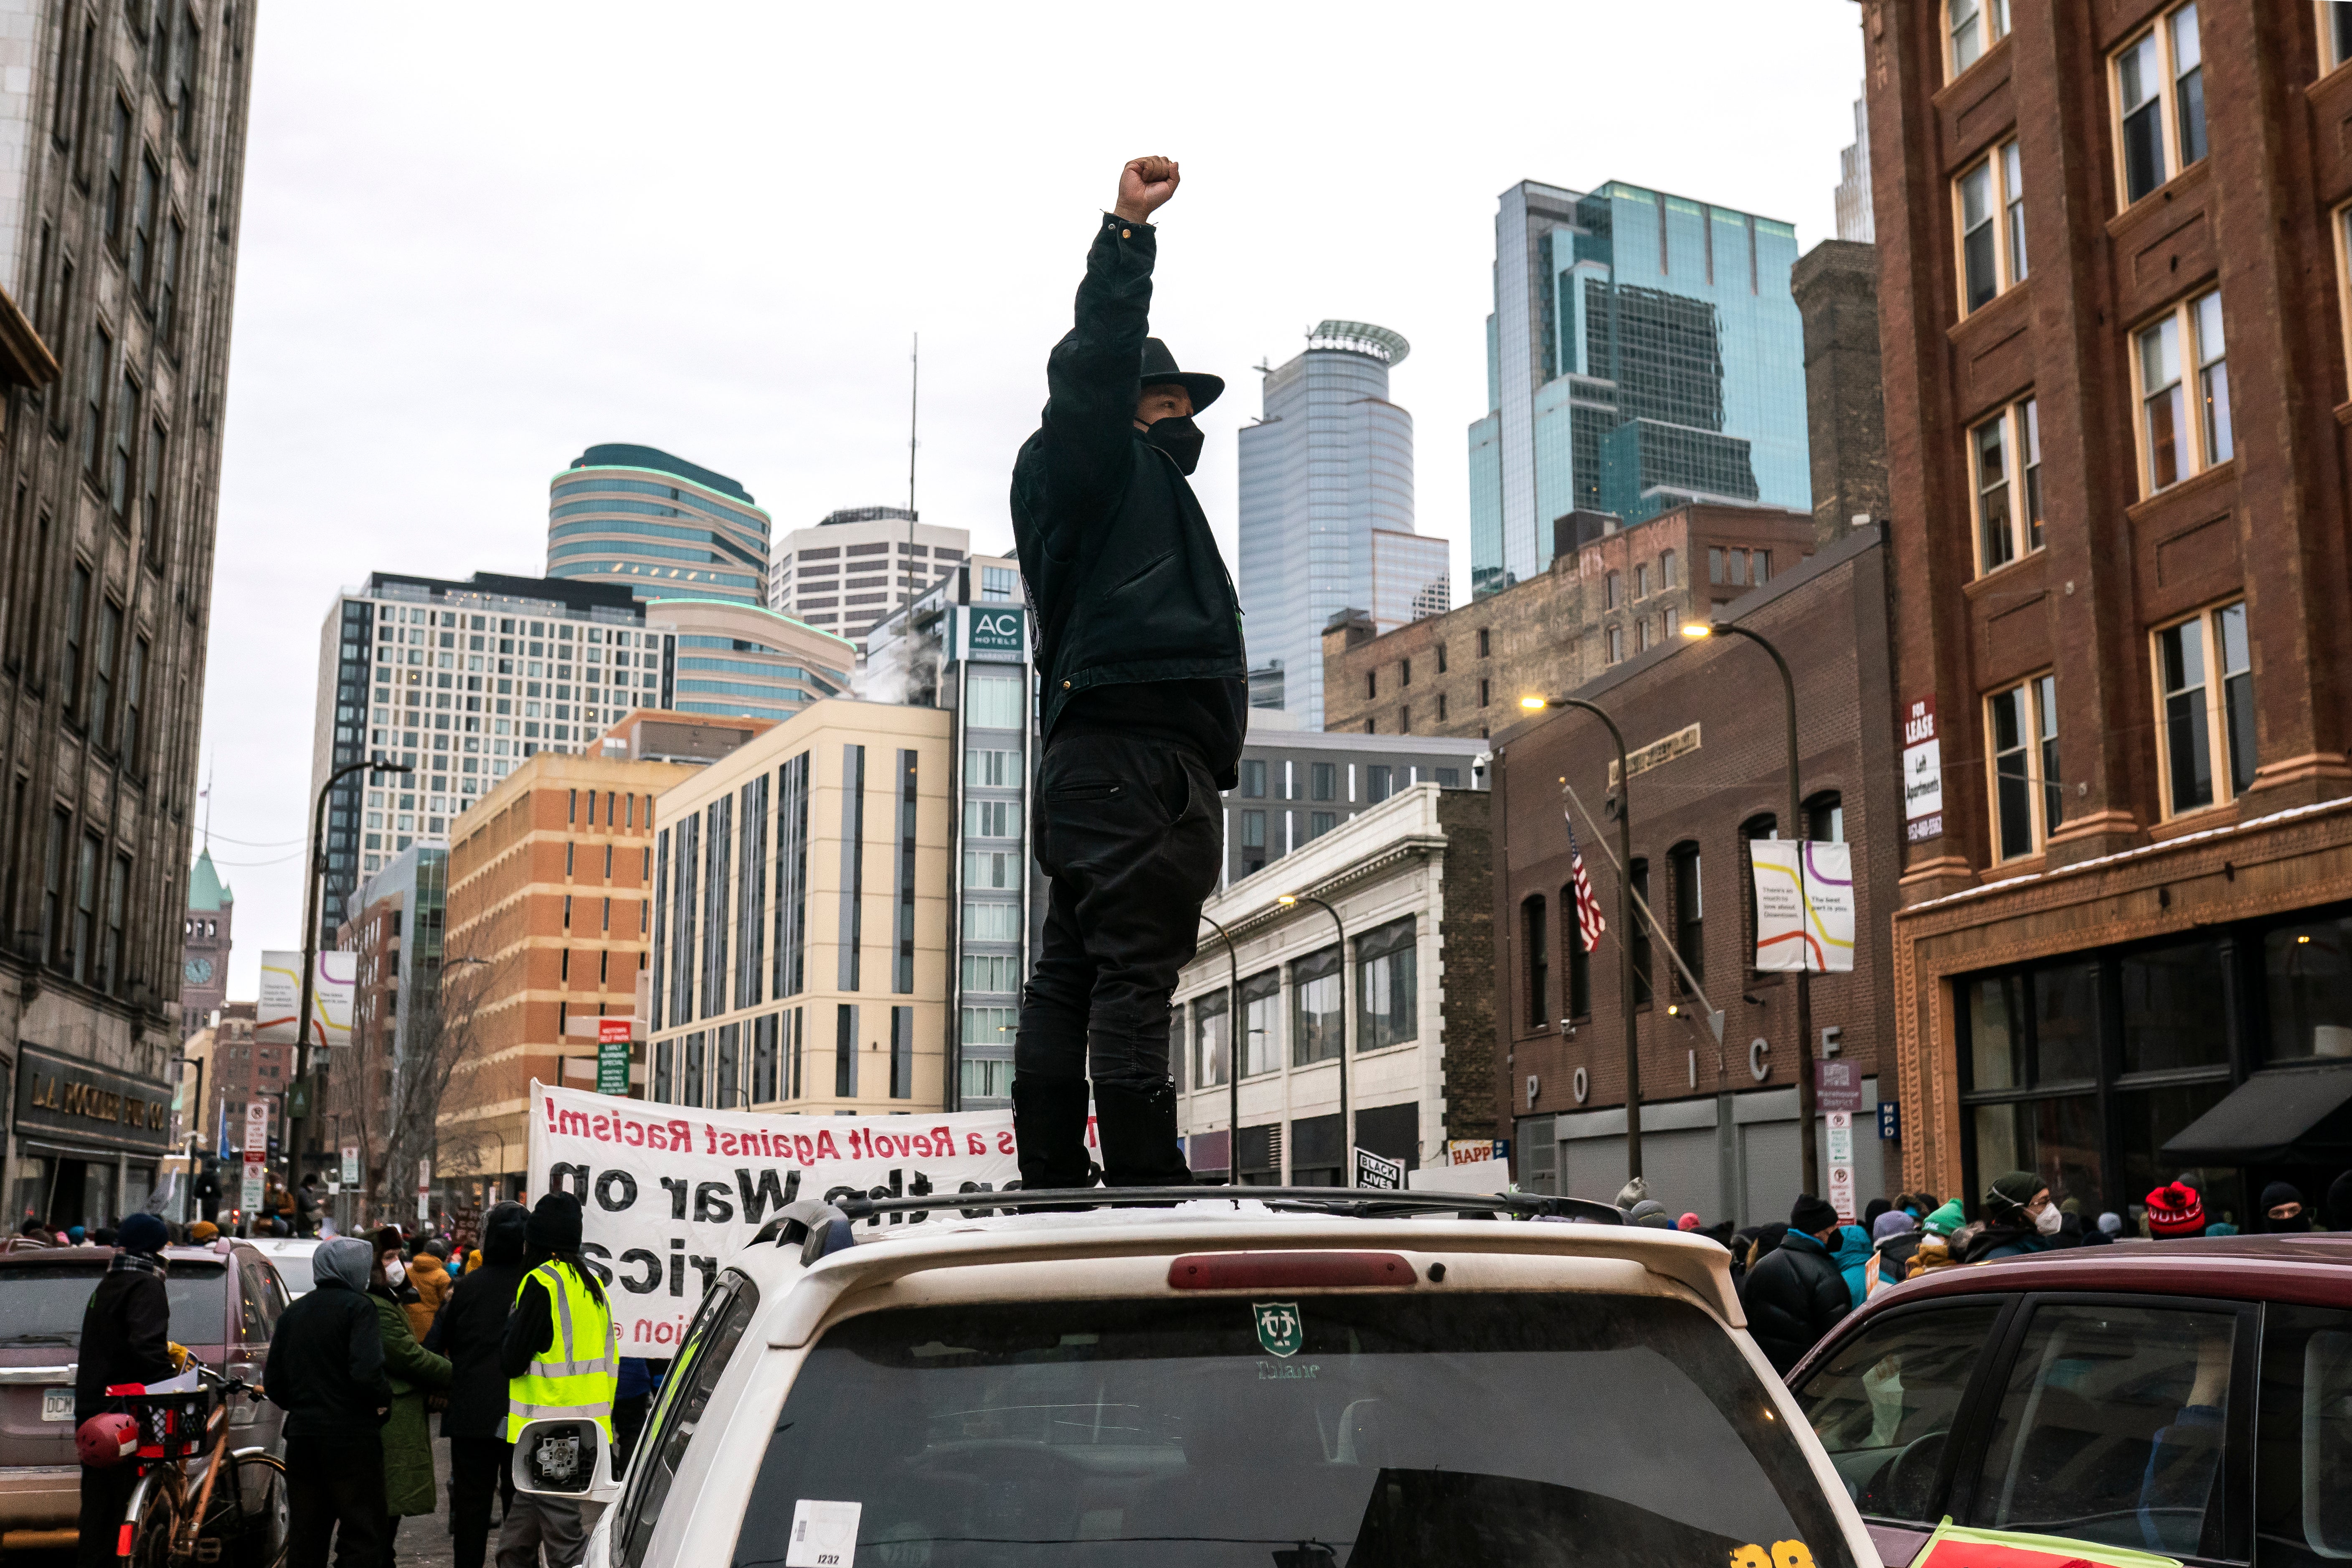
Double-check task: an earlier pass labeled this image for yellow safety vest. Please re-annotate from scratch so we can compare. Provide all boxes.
[505,1260,618,1442]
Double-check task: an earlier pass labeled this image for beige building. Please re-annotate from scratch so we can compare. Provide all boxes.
[647,699,954,1113]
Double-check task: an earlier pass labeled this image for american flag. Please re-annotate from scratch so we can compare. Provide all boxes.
[1565,812,1608,952]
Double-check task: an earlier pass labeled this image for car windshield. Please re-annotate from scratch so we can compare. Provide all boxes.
[729,1292,1853,1568]
[0,1264,229,1347]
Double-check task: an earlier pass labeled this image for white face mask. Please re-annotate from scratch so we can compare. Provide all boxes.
[2034,1205,2063,1236]
[383,1259,407,1286]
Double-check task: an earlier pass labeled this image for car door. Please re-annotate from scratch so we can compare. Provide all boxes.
[1949,1294,2258,1567]
[1791,1296,2016,1567]
[2252,1300,2352,1568]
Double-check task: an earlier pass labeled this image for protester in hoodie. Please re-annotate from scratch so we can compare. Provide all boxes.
[74,1213,177,1568]
[2262,1182,2311,1233]
[266,1236,392,1568]
[404,1240,452,1340]
[1831,1223,1874,1307]
[368,1245,452,1565]
[1740,1195,1851,1374]
[2146,1181,2207,1239]
[426,1201,528,1568]
[1865,1208,1921,1295]
[1905,1200,1970,1278]
[1962,1171,2078,1262]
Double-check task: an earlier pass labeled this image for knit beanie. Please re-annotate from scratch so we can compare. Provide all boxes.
[1985,1170,2043,1220]
[1872,1209,1917,1241]
[2097,1211,2124,1236]
[116,1212,167,1255]
[1923,1199,1967,1237]
[527,1191,584,1253]
[1789,1194,1839,1235]
[2146,1181,2206,1237]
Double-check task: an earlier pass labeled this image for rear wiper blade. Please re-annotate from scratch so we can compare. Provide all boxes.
[0,1333,76,1345]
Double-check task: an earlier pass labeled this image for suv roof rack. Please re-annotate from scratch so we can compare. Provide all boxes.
[749,1186,1627,1255]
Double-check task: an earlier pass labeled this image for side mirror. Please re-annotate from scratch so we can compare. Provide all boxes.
[510,1417,621,1504]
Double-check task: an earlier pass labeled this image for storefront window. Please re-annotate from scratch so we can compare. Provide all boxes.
[2266,915,2352,1062]
[1969,1095,2100,1211]
[2121,939,2230,1073]
[2034,963,2102,1083]
[1969,974,2025,1090]
[2117,1078,2241,1228]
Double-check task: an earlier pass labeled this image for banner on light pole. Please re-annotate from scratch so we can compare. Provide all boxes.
[1748,840,1856,973]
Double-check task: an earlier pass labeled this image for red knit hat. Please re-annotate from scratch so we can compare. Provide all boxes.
[2146,1182,2205,1237]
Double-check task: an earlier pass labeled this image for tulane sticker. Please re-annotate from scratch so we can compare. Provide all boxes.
[1252,1301,1303,1359]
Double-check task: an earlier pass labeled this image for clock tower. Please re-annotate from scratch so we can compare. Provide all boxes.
[181,848,233,1042]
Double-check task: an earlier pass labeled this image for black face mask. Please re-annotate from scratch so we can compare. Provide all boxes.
[1140,415,1204,475]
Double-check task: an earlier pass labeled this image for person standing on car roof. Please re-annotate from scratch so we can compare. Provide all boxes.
[427,1201,528,1568]
[1741,1195,1852,1375]
[267,1235,393,1568]
[1008,155,1246,1193]
[73,1212,179,1568]
[497,1194,615,1568]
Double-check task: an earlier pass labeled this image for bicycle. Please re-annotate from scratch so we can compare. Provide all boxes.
[114,1364,289,1567]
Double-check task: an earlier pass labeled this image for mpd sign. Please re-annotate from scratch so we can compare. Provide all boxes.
[962,606,1025,662]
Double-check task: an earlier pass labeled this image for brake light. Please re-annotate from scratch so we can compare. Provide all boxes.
[1167,1251,1414,1289]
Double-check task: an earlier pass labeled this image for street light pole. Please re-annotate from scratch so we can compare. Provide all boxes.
[1682,619,1816,1193]
[1278,893,1348,1183]
[290,757,412,1196]
[1200,914,1241,1185]
[1522,696,1642,1180]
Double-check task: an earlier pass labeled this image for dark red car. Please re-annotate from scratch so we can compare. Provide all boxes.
[1785,1234,2352,1568]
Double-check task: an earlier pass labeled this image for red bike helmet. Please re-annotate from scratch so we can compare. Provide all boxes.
[75,1412,139,1468]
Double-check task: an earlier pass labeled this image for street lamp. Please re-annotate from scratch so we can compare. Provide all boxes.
[1520,694,1645,1179]
[1275,892,1348,1183]
[1199,914,1241,1184]
[1680,618,1818,1192]
[289,756,413,1188]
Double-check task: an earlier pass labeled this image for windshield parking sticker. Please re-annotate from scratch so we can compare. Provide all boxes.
[1253,1301,1303,1358]
[785,1499,863,1568]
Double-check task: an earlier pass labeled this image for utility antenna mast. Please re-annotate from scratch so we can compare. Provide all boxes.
[905,332,919,609]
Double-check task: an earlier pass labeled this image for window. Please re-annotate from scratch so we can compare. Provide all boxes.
[2114,5,2206,206]
[79,325,109,480]
[1636,618,1652,653]
[142,421,166,562]
[1956,140,2026,314]
[119,637,145,763]
[1605,570,1621,609]
[1987,674,2061,860]
[1309,810,1335,838]
[103,99,129,246]
[2253,1302,2352,1565]
[1239,809,1265,850]
[1239,969,1280,1077]
[1754,551,1770,585]
[1966,1302,2239,1556]
[2329,3,2352,73]
[99,853,126,994]
[110,373,137,517]
[1435,643,1448,673]
[1192,991,1228,1088]
[1947,0,2007,76]
[2155,601,2254,817]
[1558,880,1590,1020]
[1606,625,1623,664]
[1670,842,1703,992]
[70,832,96,983]
[1634,563,1649,599]
[1238,758,1265,798]
[1522,896,1549,1030]
[1357,916,1416,1051]
[156,217,182,345]
[1478,677,1490,708]
[89,600,118,738]
[1794,1304,2004,1524]
[1291,946,1342,1064]
[1708,547,1725,585]
[1399,658,1411,686]
[1364,670,1376,699]
[61,562,88,713]
[2138,291,2230,494]
[172,5,198,147]
[1477,627,1490,657]
[1366,765,1391,804]
[38,807,65,967]
[1309,762,1334,802]
[1658,548,1677,589]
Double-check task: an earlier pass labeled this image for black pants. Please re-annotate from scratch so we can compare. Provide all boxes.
[76,1463,139,1568]
[286,1434,387,1568]
[448,1434,513,1568]
[1015,732,1220,1186]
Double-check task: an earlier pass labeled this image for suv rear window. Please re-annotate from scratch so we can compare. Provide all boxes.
[0,1263,229,1347]
[730,1293,1853,1568]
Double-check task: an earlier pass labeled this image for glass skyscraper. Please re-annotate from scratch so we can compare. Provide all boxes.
[1238,321,1442,728]
[546,443,771,605]
[1469,180,1809,597]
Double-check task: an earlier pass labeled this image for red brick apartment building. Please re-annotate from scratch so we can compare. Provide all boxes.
[1869,0,2352,1225]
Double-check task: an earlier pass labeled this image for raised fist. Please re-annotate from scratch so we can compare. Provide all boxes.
[1114,157,1180,223]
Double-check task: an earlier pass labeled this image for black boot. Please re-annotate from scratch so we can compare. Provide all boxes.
[1092,1081,1195,1190]
[1011,1075,1096,1192]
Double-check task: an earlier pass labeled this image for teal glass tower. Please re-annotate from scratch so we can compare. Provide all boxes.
[546,443,771,605]
[1468,180,1809,597]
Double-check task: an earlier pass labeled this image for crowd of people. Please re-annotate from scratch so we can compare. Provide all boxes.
[1616,1165,2352,1375]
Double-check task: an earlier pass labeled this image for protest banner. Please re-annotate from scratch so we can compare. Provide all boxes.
[526,1080,1023,1350]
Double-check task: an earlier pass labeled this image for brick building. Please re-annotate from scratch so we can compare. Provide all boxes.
[1174,784,1493,1183]
[440,747,702,1198]
[1868,0,2352,1226]
[1489,529,1903,1223]
[1322,501,1820,741]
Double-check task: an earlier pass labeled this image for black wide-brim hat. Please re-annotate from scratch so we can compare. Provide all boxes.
[1140,336,1223,413]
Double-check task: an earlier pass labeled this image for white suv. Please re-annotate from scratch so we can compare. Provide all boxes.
[523,1189,1874,1568]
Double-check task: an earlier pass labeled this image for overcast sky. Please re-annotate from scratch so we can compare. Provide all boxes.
[195,2,1867,1000]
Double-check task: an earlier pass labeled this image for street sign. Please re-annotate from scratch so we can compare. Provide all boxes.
[597,1018,632,1096]
[416,1157,431,1222]
[239,1171,262,1215]
[1815,1059,1863,1113]
[1826,1110,1856,1223]
[1353,1148,1404,1191]
[1877,1101,1900,1142]
[341,1145,360,1185]
[243,1100,269,1153]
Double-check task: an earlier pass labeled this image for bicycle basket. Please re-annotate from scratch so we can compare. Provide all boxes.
[115,1386,214,1461]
